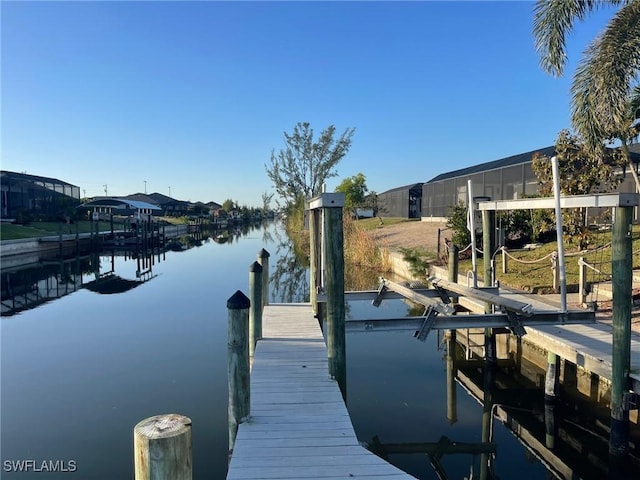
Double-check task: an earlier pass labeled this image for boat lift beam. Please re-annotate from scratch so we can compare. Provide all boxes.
[373,278,455,316]
[428,277,534,316]
[345,310,595,333]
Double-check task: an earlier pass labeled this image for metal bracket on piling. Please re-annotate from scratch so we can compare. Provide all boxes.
[414,306,439,342]
[433,285,452,305]
[505,310,527,337]
[372,281,388,307]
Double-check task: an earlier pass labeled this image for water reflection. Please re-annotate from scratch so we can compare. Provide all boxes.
[0,226,222,316]
[267,224,390,304]
[345,298,640,479]
[1,220,281,480]
[1,256,90,316]
[450,329,639,479]
[269,226,309,303]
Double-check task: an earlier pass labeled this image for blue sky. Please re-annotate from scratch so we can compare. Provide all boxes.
[1,1,616,207]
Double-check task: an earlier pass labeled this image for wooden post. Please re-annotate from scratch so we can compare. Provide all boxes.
[482,210,495,290]
[134,414,192,480]
[578,257,588,306]
[308,207,322,314]
[447,243,458,306]
[257,249,270,308]
[610,205,632,459]
[445,330,457,425]
[437,228,442,262]
[447,243,458,284]
[551,252,559,294]
[310,193,346,399]
[227,290,250,454]
[544,352,559,449]
[325,203,346,398]
[501,247,508,274]
[544,352,559,400]
[482,208,496,371]
[249,261,263,358]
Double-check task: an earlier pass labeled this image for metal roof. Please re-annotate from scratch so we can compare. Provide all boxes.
[426,146,556,183]
[427,143,640,184]
[0,170,79,187]
[379,183,424,195]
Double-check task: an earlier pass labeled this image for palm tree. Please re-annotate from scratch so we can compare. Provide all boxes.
[533,0,640,192]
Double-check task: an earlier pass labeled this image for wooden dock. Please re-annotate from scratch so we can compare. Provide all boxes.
[226,303,416,480]
[498,290,640,392]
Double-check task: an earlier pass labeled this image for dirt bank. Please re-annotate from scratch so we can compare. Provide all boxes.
[366,220,446,253]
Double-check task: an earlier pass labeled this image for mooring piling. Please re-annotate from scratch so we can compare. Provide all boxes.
[248,261,263,358]
[257,248,270,308]
[133,414,192,480]
[227,290,250,455]
[309,193,347,399]
[445,330,457,425]
[544,352,559,450]
[308,207,322,315]
[610,205,633,459]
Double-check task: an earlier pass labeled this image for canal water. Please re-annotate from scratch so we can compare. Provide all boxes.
[1,221,635,479]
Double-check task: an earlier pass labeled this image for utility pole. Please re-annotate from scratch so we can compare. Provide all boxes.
[144,180,147,194]
[103,184,108,196]
[169,186,171,197]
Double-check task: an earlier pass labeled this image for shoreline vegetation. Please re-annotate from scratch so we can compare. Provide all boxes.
[4,216,639,295]
[287,213,639,294]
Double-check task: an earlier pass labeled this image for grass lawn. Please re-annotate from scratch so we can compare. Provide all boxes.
[458,229,640,293]
[0,220,128,241]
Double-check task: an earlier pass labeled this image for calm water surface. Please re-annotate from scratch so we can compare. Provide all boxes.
[1,221,633,479]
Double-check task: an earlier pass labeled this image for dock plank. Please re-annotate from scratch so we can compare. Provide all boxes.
[227,303,416,480]
[501,291,640,392]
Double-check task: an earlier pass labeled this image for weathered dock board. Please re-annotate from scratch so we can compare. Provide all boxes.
[226,303,416,479]
[498,291,640,392]
[525,322,640,390]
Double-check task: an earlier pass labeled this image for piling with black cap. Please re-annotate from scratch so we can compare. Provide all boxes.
[227,290,250,454]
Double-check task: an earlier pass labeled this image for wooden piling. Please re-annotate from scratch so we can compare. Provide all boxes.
[482,208,496,365]
[308,207,322,314]
[544,352,559,449]
[447,243,458,283]
[309,193,347,399]
[447,243,459,305]
[501,247,508,274]
[481,210,495,290]
[257,249,270,308]
[544,352,559,401]
[227,290,250,454]
[249,261,263,358]
[551,252,560,294]
[445,330,457,425]
[610,205,632,459]
[325,203,346,398]
[578,257,588,306]
[133,414,192,480]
